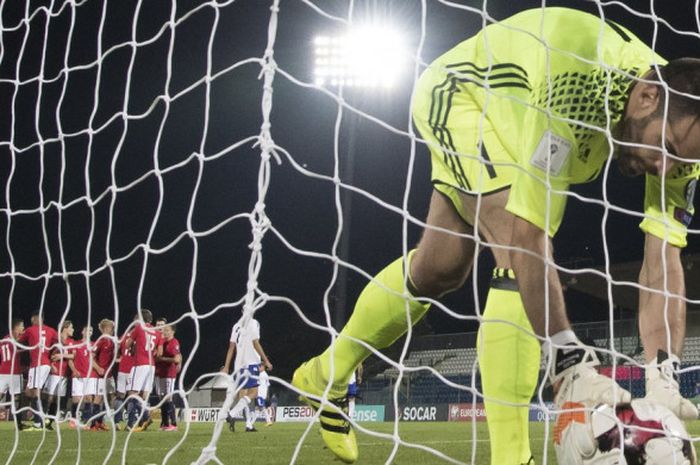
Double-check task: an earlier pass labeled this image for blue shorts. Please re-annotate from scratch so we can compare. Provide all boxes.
[347,382,358,397]
[237,364,260,389]
[256,397,266,408]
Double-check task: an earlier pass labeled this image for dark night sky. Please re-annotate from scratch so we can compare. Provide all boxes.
[1,0,699,383]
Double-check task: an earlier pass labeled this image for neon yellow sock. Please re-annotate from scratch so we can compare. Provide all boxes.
[477,268,540,465]
[317,252,430,386]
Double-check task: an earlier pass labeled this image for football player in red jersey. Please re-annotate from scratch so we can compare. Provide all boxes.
[68,326,104,429]
[114,327,134,430]
[126,309,163,431]
[92,319,116,431]
[44,321,75,430]
[0,319,25,430]
[17,313,58,430]
[155,324,181,431]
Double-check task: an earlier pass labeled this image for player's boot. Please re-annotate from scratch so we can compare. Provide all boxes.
[645,350,699,420]
[551,343,631,407]
[133,416,153,432]
[292,359,358,464]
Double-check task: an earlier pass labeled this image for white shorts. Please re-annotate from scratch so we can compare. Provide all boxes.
[84,378,98,396]
[0,374,22,396]
[43,375,67,397]
[27,365,51,390]
[116,370,133,395]
[155,377,176,397]
[131,365,155,393]
[71,377,84,397]
[94,377,116,397]
[72,377,97,397]
[95,378,105,396]
[257,382,268,400]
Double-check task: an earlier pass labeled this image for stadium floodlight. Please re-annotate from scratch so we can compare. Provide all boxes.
[313,24,406,89]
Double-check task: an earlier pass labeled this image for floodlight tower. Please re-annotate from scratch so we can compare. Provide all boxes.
[312,25,406,328]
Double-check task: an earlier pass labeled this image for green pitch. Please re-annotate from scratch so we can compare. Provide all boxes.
[1,421,699,464]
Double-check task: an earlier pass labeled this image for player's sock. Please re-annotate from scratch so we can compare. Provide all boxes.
[70,402,78,421]
[57,397,65,420]
[348,398,356,419]
[14,401,23,428]
[127,398,139,427]
[246,408,258,429]
[243,404,252,429]
[168,401,177,426]
[95,404,104,425]
[477,268,540,465]
[31,398,42,427]
[316,252,430,390]
[229,396,251,419]
[114,398,124,423]
[46,401,56,425]
[83,403,93,425]
[160,402,168,427]
[141,402,151,425]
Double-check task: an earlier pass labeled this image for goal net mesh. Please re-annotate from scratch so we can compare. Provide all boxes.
[1,0,698,464]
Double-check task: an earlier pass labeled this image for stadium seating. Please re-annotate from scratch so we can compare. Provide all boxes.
[368,333,700,404]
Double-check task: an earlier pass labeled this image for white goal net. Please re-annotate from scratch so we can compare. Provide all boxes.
[1,0,699,464]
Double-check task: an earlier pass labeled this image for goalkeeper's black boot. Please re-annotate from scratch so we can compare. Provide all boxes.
[292,359,358,464]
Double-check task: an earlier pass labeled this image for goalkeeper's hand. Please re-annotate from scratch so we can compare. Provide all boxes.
[554,402,622,465]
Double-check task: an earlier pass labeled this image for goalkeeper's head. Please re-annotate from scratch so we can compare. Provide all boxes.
[615,57,700,177]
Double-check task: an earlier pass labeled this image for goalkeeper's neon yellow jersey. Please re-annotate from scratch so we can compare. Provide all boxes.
[420,7,697,246]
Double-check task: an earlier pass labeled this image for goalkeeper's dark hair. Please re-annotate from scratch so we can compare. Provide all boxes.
[11,318,23,330]
[652,58,700,122]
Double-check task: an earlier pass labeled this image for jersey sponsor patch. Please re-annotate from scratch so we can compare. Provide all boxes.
[529,130,572,176]
[674,207,693,227]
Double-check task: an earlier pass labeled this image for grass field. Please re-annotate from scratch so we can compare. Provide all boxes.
[2,420,699,465]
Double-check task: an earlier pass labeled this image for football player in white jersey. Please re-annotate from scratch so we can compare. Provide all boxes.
[255,363,273,426]
[220,317,272,432]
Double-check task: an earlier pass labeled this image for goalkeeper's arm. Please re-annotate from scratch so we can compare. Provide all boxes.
[638,233,685,360]
[509,214,568,338]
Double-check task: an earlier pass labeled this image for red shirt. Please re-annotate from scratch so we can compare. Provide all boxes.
[132,323,162,367]
[0,335,21,375]
[94,336,115,376]
[118,333,134,374]
[18,325,58,368]
[155,337,180,378]
[50,337,75,377]
[71,340,94,378]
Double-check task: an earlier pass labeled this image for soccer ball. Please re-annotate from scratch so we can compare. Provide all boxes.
[554,399,696,464]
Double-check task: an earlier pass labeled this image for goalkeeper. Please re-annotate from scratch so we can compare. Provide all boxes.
[293,7,700,464]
